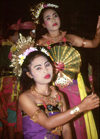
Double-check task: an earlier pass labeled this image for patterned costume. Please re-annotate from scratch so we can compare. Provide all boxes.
[22,104,61,139]
[0,42,22,132]
[37,31,98,139]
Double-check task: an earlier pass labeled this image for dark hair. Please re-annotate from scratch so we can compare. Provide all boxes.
[35,7,63,42]
[20,50,55,92]
[5,30,17,39]
[19,29,31,37]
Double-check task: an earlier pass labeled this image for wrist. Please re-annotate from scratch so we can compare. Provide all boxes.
[82,39,86,48]
[78,104,85,113]
[70,106,80,115]
[94,35,100,40]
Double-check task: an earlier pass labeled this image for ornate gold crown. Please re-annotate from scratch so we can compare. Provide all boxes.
[10,34,35,77]
[31,2,59,24]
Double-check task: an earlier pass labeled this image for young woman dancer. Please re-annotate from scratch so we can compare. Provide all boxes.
[10,35,100,139]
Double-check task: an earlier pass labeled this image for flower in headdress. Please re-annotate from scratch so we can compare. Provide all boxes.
[18,47,38,66]
[24,47,38,56]
[18,54,26,65]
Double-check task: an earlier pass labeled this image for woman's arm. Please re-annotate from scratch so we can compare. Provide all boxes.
[66,31,100,48]
[66,16,100,48]
[36,38,46,46]
[19,92,99,131]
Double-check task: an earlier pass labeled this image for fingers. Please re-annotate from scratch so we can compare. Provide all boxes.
[97,16,100,28]
[91,92,94,95]
[92,94,99,100]
[91,104,100,110]
[91,95,100,104]
[85,93,95,99]
[88,93,99,99]
[87,99,100,110]
[92,96,100,108]
[85,94,100,105]
[97,16,100,29]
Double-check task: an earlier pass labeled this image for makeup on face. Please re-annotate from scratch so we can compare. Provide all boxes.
[52,23,57,26]
[44,74,50,79]
[44,12,58,21]
[29,56,53,84]
[43,9,60,31]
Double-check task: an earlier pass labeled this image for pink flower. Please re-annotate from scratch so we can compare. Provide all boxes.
[54,62,64,71]
[43,4,47,8]
[47,41,50,45]
[62,37,67,43]
[8,52,12,60]
[58,94,61,100]
[47,41,51,49]
[47,46,51,50]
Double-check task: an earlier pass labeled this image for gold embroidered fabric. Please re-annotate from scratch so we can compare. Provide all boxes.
[51,126,62,136]
[31,109,41,123]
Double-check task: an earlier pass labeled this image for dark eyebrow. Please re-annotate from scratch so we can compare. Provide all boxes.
[34,60,49,68]
[44,60,49,65]
[44,15,50,19]
[34,64,41,68]
[44,12,57,19]
[53,12,57,15]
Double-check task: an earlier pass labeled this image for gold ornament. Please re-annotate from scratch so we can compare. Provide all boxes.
[10,33,35,77]
[31,109,42,123]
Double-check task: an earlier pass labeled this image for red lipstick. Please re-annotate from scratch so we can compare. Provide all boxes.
[53,23,57,26]
[44,74,50,79]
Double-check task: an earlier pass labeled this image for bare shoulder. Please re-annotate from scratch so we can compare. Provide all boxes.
[37,38,43,45]
[37,38,47,46]
[19,90,31,100]
[19,90,39,116]
[19,89,36,105]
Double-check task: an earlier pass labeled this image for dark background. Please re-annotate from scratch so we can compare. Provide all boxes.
[0,0,100,38]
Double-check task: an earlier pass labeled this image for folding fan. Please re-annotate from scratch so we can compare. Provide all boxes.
[40,43,81,87]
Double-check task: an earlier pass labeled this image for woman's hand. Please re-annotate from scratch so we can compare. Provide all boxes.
[95,16,100,39]
[96,16,100,29]
[95,27,100,38]
[79,94,100,112]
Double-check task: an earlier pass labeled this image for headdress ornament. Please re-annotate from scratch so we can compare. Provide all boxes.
[31,2,59,24]
[10,34,49,77]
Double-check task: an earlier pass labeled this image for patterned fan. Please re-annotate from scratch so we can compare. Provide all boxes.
[46,43,81,87]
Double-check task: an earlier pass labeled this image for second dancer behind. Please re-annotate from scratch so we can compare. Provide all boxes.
[31,2,100,139]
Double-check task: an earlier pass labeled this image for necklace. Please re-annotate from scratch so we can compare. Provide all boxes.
[31,86,58,106]
[47,31,63,42]
[48,31,61,38]
[35,87,51,97]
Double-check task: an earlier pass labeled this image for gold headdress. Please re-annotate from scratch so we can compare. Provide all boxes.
[10,34,35,77]
[10,33,49,77]
[31,2,59,24]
